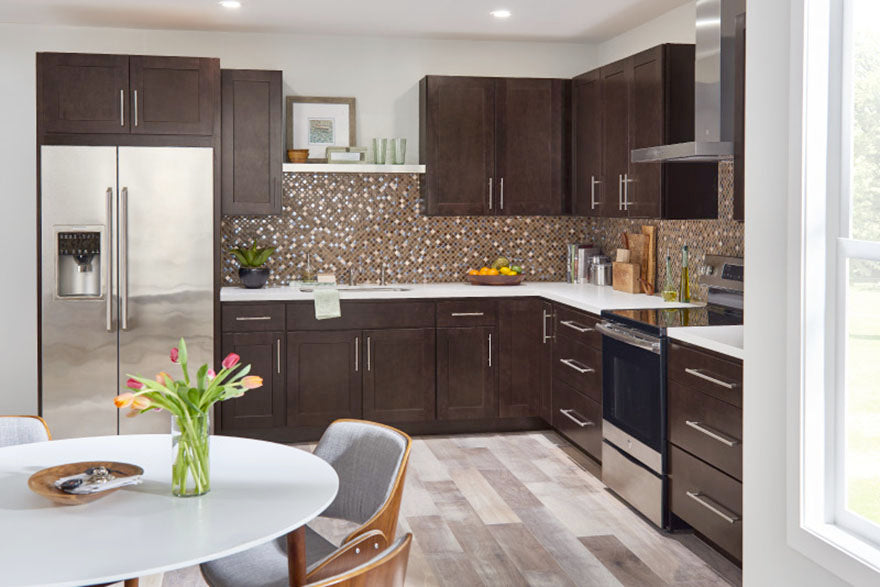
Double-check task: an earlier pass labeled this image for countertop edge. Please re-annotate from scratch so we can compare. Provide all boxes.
[666,327,744,361]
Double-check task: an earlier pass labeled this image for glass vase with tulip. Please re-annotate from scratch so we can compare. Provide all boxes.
[114,339,263,496]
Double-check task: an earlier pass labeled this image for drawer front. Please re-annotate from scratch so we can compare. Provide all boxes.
[555,305,602,349]
[436,300,497,327]
[552,379,602,459]
[669,445,742,561]
[286,301,435,331]
[669,380,742,480]
[553,334,602,402]
[669,342,743,407]
[222,303,285,332]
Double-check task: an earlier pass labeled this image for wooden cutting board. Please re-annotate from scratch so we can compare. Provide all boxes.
[641,225,657,293]
[627,233,648,283]
[613,262,641,293]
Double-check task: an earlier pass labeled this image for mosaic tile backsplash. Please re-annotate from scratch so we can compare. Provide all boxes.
[221,162,742,301]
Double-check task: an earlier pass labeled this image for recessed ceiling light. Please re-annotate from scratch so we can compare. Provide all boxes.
[490,9,512,19]
[219,0,241,8]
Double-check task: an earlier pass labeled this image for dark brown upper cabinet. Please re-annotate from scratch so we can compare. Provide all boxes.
[38,52,218,138]
[420,75,570,216]
[573,44,719,219]
[221,69,283,215]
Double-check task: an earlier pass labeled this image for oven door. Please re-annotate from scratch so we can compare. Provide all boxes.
[597,321,665,453]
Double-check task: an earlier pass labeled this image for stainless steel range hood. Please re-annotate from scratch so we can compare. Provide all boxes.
[632,0,745,163]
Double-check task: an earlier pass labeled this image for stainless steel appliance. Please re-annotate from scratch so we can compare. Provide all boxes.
[588,256,613,286]
[40,146,214,438]
[597,255,743,527]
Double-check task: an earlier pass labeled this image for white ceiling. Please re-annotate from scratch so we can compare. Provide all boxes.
[0,0,692,43]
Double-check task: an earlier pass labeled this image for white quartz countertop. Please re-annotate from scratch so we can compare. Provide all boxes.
[667,325,744,360]
[221,281,696,316]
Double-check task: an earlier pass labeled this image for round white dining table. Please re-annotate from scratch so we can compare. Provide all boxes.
[0,434,339,587]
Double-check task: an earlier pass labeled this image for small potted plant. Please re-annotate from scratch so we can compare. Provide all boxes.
[231,241,276,289]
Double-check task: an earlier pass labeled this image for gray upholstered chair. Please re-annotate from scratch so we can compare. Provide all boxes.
[200,419,412,587]
[0,415,51,448]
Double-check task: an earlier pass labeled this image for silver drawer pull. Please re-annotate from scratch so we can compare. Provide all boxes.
[235,316,273,321]
[685,420,740,447]
[451,312,485,317]
[559,358,594,374]
[684,368,738,389]
[559,409,594,428]
[560,320,594,333]
[686,491,741,524]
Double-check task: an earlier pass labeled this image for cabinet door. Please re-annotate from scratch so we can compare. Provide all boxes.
[421,76,495,215]
[219,331,285,432]
[221,69,283,215]
[437,327,496,420]
[130,56,217,135]
[600,59,630,218]
[38,53,130,134]
[498,299,544,418]
[626,47,664,218]
[363,328,436,423]
[572,70,604,216]
[495,78,569,215]
[287,331,362,428]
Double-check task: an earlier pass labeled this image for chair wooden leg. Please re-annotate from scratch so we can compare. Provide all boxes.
[124,579,139,587]
[287,526,307,587]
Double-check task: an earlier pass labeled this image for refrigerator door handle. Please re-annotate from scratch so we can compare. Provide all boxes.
[105,187,114,332]
[120,186,129,331]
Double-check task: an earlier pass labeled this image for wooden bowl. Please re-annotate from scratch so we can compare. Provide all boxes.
[28,461,144,505]
[467,274,525,286]
[287,149,309,163]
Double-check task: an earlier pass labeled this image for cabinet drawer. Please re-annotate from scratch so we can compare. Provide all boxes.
[669,342,742,407]
[553,334,602,402]
[436,300,497,327]
[286,301,435,331]
[552,379,602,460]
[669,380,742,481]
[669,444,742,561]
[555,305,601,349]
[222,303,285,332]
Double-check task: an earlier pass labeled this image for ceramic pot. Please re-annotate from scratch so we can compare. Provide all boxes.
[239,267,269,289]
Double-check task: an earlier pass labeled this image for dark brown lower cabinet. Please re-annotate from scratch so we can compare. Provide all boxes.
[286,330,362,428]
[552,378,602,460]
[498,298,545,418]
[220,331,285,431]
[363,328,436,423]
[539,302,555,423]
[437,327,497,420]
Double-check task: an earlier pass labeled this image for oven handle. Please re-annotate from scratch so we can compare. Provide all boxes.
[596,322,661,354]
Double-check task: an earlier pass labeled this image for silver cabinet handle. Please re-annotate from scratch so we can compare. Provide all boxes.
[499,177,504,210]
[133,89,138,127]
[120,187,129,331]
[559,408,594,428]
[590,176,601,209]
[488,177,493,210]
[684,368,738,389]
[276,338,281,374]
[366,336,371,371]
[488,333,492,367]
[622,174,630,210]
[560,320,594,333]
[559,358,594,374]
[451,312,484,317]
[542,309,551,343]
[120,90,125,126]
[235,315,272,321]
[686,491,741,524]
[105,187,114,332]
[685,420,740,447]
[354,336,359,372]
[618,174,623,210]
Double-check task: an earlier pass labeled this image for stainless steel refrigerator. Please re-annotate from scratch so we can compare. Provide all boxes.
[40,146,214,438]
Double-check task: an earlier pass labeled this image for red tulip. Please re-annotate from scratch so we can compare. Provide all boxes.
[207,369,216,380]
[241,375,263,390]
[222,353,240,369]
[170,347,180,363]
[126,378,144,390]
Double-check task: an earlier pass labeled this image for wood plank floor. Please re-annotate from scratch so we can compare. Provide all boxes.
[154,431,741,587]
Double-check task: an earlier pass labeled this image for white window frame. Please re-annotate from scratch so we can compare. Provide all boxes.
[789,0,880,581]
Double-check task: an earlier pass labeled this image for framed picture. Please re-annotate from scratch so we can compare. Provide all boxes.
[286,96,356,162]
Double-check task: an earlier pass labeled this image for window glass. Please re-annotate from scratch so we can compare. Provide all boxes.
[851,0,880,242]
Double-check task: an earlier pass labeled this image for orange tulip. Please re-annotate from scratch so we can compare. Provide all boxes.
[241,375,263,390]
[114,392,134,408]
[156,371,173,386]
[131,396,152,410]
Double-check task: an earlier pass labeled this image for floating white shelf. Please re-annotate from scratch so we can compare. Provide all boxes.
[282,163,426,174]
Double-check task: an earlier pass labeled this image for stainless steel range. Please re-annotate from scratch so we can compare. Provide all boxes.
[597,255,743,528]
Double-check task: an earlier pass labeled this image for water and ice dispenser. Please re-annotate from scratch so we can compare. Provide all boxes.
[56,230,102,298]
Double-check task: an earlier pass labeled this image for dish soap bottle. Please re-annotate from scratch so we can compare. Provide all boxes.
[680,245,690,303]
[661,256,678,302]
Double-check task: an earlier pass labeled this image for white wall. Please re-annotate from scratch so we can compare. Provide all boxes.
[743,0,850,585]
[595,1,695,66]
[0,23,595,414]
